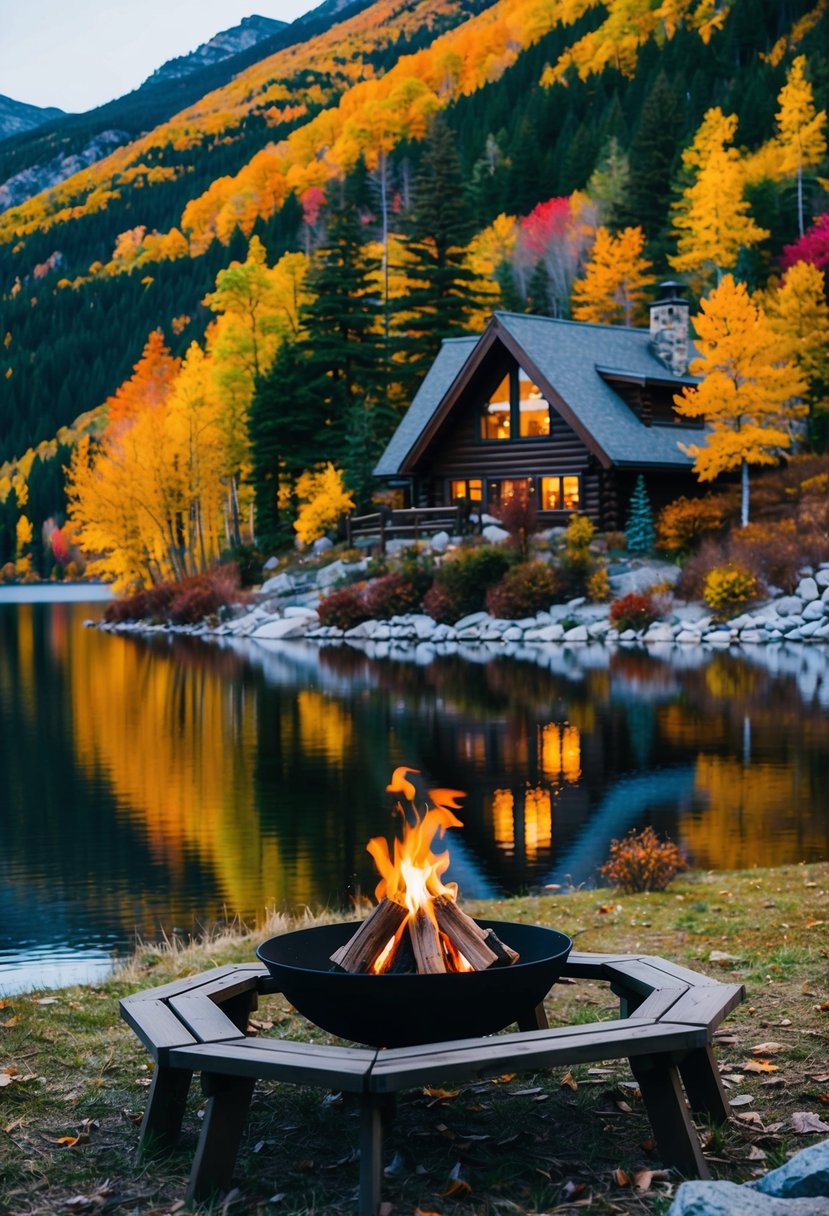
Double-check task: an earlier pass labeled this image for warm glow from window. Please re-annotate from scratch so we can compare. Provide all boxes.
[450,478,483,502]
[524,786,552,859]
[539,722,582,783]
[491,478,533,506]
[491,788,514,849]
[518,371,550,437]
[480,374,511,440]
[540,476,580,511]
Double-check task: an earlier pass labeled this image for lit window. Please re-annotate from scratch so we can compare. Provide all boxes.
[540,476,580,511]
[489,478,534,507]
[518,370,551,437]
[480,374,511,440]
[450,478,483,502]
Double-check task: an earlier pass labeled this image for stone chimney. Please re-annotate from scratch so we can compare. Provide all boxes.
[649,280,689,377]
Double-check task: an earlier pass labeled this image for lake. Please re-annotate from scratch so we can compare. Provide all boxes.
[2,592,828,993]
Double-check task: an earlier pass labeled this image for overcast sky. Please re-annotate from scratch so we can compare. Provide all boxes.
[0,0,320,114]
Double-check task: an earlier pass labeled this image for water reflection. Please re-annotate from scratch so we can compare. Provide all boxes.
[2,599,828,992]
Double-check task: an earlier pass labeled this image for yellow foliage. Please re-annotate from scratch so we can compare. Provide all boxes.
[775,54,827,177]
[703,565,760,620]
[761,260,829,394]
[670,109,768,286]
[15,514,32,554]
[293,464,355,545]
[571,225,652,325]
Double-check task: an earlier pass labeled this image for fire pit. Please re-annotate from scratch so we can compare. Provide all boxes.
[256,918,572,1047]
[257,768,571,1046]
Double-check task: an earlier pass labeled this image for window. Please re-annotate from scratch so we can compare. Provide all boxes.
[540,475,580,511]
[518,370,551,437]
[488,478,534,507]
[480,374,511,440]
[480,368,550,441]
[450,478,483,502]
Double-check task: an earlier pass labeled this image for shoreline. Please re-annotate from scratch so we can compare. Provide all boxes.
[0,581,112,604]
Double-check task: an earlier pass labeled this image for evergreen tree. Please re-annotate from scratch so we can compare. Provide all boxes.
[400,115,480,398]
[625,475,655,552]
[624,71,684,244]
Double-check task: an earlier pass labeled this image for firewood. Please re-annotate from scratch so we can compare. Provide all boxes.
[386,925,417,974]
[329,897,407,972]
[481,927,520,966]
[410,907,447,973]
[434,897,499,970]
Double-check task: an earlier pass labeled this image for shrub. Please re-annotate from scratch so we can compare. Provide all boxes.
[1,562,16,583]
[363,572,424,618]
[105,566,241,626]
[485,561,559,618]
[656,493,734,553]
[703,565,760,621]
[317,585,371,630]
[587,564,611,602]
[422,581,465,624]
[603,531,627,553]
[565,514,595,551]
[425,545,514,621]
[600,826,687,893]
[728,520,808,593]
[495,492,539,560]
[674,538,725,601]
[625,475,655,552]
[609,591,660,632]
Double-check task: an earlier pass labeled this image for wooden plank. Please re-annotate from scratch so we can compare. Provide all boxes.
[186,1074,256,1203]
[192,969,267,1003]
[631,1057,710,1179]
[168,993,247,1044]
[516,1004,549,1031]
[120,997,197,1060]
[636,957,722,987]
[604,959,685,998]
[628,987,689,1021]
[169,1039,376,1093]
[678,1045,731,1123]
[137,1065,193,1158]
[664,984,744,1031]
[125,964,260,1003]
[561,952,640,980]
[369,1021,707,1093]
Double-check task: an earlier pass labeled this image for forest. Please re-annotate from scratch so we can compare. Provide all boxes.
[0,0,827,582]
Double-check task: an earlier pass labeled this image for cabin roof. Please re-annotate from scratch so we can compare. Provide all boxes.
[374,312,702,477]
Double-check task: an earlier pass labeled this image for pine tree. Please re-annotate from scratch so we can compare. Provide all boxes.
[571,226,652,326]
[400,115,480,398]
[623,71,683,242]
[625,475,655,552]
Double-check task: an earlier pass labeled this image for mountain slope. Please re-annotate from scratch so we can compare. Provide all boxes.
[0,95,65,143]
[144,15,288,86]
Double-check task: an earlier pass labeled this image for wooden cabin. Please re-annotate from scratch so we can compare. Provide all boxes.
[374,287,703,531]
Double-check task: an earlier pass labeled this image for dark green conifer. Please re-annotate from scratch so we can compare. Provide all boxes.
[625,475,656,553]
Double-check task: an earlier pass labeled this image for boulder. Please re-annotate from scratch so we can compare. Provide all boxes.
[644,622,675,643]
[482,524,510,544]
[816,568,829,588]
[667,1181,829,1215]
[525,623,565,642]
[261,572,295,596]
[776,596,804,617]
[252,617,312,640]
[676,629,702,645]
[316,560,347,588]
[454,611,490,631]
[312,536,334,555]
[284,605,319,620]
[430,530,450,553]
[797,576,820,602]
[803,600,825,622]
[262,556,280,572]
[563,624,588,642]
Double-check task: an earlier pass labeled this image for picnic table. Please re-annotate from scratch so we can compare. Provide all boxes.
[121,950,744,1215]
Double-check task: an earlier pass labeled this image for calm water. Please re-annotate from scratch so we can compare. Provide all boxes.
[2,594,829,993]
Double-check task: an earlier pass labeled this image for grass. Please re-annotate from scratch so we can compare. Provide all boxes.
[1,866,829,1215]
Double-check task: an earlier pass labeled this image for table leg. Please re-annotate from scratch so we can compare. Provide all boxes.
[517,1003,549,1031]
[678,1045,731,1123]
[630,1057,710,1179]
[359,1095,386,1216]
[186,1073,256,1202]
[138,1065,192,1158]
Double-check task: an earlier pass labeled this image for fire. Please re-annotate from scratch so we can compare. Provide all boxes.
[366,768,471,972]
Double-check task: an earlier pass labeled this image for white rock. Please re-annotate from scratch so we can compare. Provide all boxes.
[644,622,675,643]
[262,556,280,572]
[430,530,450,553]
[619,629,638,641]
[312,537,333,555]
[563,624,588,642]
[503,626,523,642]
[739,629,763,643]
[776,595,803,616]
[252,617,311,640]
[316,560,347,588]
[676,629,702,644]
[797,576,819,602]
[525,623,565,642]
[284,605,318,620]
[454,611,490,631]
[482,524,510,543]
[802,600,825,621]
[815,569,829,587]
[261,572,295,595]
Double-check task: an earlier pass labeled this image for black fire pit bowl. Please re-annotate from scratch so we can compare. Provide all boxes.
[256,919,572,1047]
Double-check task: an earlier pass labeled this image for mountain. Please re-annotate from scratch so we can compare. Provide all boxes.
[0,0,369,214]
[144,15,288,86]
[0,95,65,143]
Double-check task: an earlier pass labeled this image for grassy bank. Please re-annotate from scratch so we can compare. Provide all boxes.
[2,864,829,1216]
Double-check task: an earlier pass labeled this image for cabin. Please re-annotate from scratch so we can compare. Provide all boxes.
[374,284,703,532]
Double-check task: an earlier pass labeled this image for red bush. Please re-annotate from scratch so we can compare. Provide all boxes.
[363,572,424,618]
[104,566,241,625]
[317,585,371,630]
[609,591,660,632]
[600,826,687,893]
[422,581,465,624]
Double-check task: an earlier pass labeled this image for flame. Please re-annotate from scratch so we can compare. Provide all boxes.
[366,771,469,971]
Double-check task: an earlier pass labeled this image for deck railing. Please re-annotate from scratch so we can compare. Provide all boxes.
[345,505,464,553]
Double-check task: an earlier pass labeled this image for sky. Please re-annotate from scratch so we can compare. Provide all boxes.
[0,0,320,114]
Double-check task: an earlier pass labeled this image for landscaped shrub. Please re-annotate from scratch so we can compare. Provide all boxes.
[363,572,424,618]
[729,520,812,593]
[603,531,628,553]
[557,514,598,598]
[656,493,734,553]
[587,564,611,602]
[485,561,559,618]
[317,585,371,630]
[600,826,687,893]
[495,492,539,560]
[424,545,514,621]
[625,475,655,552]
[609,591,661,632]
[703,565,760,621]
[104,566,242,625]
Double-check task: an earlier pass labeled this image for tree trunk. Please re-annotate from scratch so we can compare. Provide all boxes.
[741,459,749,527]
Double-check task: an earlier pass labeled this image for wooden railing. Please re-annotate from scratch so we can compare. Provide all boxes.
[345,505,464,553]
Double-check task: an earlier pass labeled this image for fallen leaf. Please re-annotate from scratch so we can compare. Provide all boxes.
[791,1111,829,1134]
[55,1134,89,1148]
[808,1073,829,1083]
[0,1075,14,1088]
[493,1074,515,1084]
[760,1078,787,1088]
[560,1071,578,1091]
[751,1042,786,1054]
[736,1111,763,1126]
[383,1151,406,1177]
[804,920,826,929]
[561,1180,587,1199]
[441,1162,471,1196]
[379,1204,395,1216]
[423,1087,459,1100]
[616,1100,633,1114]
[0,1017,19,1029]
[640,1138,656,1153]
[742,1059,779,1073]
[747,1145,767,1161]
[818,1094,829,1106]
[0,1000,8,1009]
[34,997,58,1006]
[819,1000,829,1012]
[634,1170,654,1192]
[729,1095,754,1107]
[613,1168,630,1186]
[509,1087,542,1096]
[709,950,739,963]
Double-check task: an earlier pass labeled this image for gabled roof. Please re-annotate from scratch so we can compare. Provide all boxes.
[374,312,702,477]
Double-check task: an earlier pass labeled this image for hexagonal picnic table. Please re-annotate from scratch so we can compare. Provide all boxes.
[120,950,744,1215]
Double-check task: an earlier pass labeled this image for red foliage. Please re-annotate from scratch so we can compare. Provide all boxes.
[317,585,371,630]
[104,566,241,625]
[781,212,829,276]
[609,591,660,632]
[600,826,687,893]
[50,527,71,567]
[519,197,572,257]
[422,581,464,624]
[362,572,423,618]
[485,561,558,618]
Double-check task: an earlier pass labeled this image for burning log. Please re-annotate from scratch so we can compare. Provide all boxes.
[410,907,447,973]
[433,897,499,970]
[329,898,407,972]
[482,927,521,967]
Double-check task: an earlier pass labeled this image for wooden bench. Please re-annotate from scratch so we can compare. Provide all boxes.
[120,951,744,1215]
